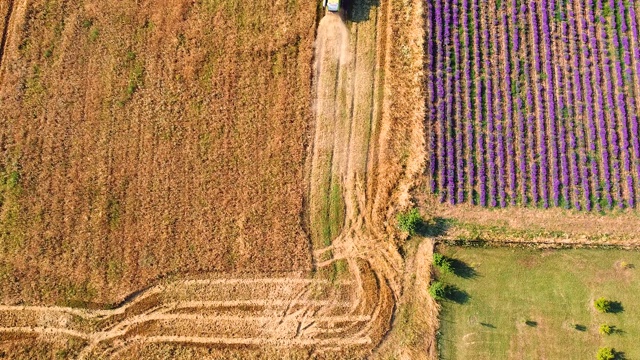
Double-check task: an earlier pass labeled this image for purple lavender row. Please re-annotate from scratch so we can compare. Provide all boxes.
[553,0,572,207]
[587,0,613,208]
[541,0,561,207]
[555,54,571,207]
[513,0,528,205]
[579,0,600,210]
[444,0,456,203]
[529,2,549,207]
[618,0,637,207]
[568,2,592,210]
[462,0,475,204]
[443,0,456,205]
[614,0,634,207]
[522,3,539,205]
[503,11,517,206]
[567,2,591,211]
[483,18,497,208]
[601,0,623,207]
[427,0,438,193]
[601,0,624,207]
[561,9,582,209]
[627,0,640,207]
[492,14,507,208]
[453,0,465,204]
[560,16,582,209]
[435,0,447,202]
[474,0,486,206]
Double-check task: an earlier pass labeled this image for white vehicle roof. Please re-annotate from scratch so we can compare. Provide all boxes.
[326,0,339,11]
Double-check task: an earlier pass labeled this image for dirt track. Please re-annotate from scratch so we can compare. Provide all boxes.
[0,273,379,358]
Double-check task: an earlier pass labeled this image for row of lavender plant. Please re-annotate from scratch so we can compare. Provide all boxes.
[425,0,640,210]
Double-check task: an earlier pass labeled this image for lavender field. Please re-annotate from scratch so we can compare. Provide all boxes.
[426,0,640,210]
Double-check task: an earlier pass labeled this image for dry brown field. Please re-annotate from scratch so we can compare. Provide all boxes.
[0,0,434,358]
[0,0,316,307]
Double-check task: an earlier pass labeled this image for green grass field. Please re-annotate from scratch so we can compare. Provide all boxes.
[436,246,640,359]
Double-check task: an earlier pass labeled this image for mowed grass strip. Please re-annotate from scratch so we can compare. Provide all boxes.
[437,246,640,359]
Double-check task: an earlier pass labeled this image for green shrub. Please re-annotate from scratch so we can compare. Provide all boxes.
[599,324,614,335]
[397,208,423,235]
[89,28,100,42]
[596,347,615,360]
[594,297,612,313]
[429,281,448,301]
[439,259,454,274]
[433,253,454,274]
[81,19,93,29]
[433,253,444,266]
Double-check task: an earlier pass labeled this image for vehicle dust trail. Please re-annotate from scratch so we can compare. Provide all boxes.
[309,11,351,251]
[307,2,401,351]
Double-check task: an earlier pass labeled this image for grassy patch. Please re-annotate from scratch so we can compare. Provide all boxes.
[311,172,345,249]
[106,196,121,229]
[437,246,640,359]
[328,180,345,244]
[329,258,349,283]
[106,259,124,283]
[449,220,568,241]
[126,61,145,98]
[88,27,100,42]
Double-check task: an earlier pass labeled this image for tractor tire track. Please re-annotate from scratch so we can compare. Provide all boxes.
[0,0,14,78]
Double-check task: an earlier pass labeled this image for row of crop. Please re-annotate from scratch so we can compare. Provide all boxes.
[425,0,640,210]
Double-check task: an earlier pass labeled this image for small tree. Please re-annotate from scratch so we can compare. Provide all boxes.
[429,281,448,301]
[397,208,423,236]
[433,253,454,274]
[594,297,612,313]
[599,324,614,335]
[440,259,454,274]
[596,347,615,360]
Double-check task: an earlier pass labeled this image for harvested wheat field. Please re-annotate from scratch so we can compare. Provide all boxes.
[0,0,433,358]
[0,0,316,306]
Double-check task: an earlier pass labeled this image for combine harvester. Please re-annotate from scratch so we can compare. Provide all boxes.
[323,0,340,12]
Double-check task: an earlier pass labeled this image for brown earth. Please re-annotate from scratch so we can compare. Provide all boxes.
[0,0,315,306]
